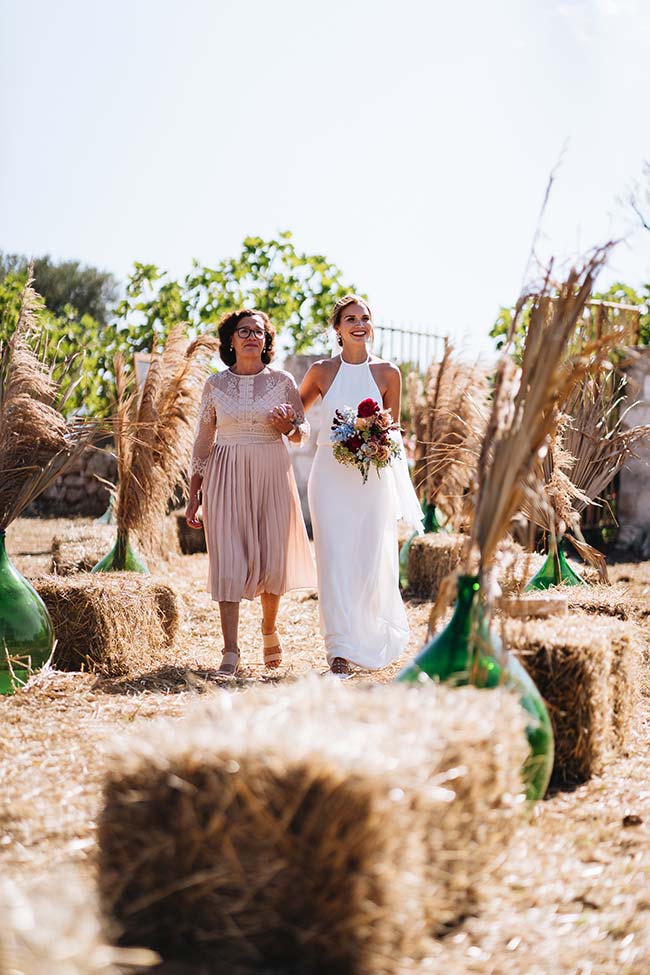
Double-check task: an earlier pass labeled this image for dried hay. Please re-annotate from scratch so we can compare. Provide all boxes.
[499,549,600,595]
[31,574,181,677]
[98,677,527,973]
[406,532,465,598]
[52,523,117,574]
[562,583,650,624]
[0,868,157,975]
[504,615,642,784]
[175,511,206,554]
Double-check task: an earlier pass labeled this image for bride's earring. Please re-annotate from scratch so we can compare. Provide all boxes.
[336,331,343,347]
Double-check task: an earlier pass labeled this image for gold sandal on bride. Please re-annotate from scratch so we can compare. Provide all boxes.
[262,630,283,669]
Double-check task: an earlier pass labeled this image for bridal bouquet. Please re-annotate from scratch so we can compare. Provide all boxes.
[330,397,401,483]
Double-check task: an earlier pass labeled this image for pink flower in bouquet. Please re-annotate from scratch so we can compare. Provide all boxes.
[374,411,393,432]
[375,444,392,463]
[358,398,380,418]
[364,440,380,457]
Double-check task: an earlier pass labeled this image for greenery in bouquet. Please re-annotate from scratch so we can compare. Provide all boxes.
[330,397,401,484]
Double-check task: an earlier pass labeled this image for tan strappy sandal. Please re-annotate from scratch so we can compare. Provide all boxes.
[217,648,240,677]
[262,630,282,669]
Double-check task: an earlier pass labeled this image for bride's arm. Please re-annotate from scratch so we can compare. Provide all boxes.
[380,362,402,424]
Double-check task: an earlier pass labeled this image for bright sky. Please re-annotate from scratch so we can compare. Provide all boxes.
[2,0,650,355]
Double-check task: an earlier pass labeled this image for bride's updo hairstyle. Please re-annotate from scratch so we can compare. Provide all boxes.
[329,294,373,347]
[218,308,276,366]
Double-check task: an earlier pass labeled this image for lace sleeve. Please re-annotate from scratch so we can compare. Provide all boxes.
[191,380,217,476]
[284,373,310,446]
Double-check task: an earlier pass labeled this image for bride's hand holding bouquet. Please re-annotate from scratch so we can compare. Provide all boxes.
[330,397,401,483]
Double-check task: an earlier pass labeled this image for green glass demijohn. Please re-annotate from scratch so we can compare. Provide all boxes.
[397,574,555,800]
[91,530,149,574]
[525,540,585,591]
[0,530,55,695]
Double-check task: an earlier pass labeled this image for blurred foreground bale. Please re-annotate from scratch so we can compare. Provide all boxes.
[98,677,527,974]
[33,574,181,677]
[506,615,642,785]
[0,869,157,975]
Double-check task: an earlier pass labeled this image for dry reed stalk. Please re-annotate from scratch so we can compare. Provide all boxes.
[504,615,641,783]
[98,677,527,973]
[112,328,218,559]
[0,869,157,975]
[468,248,626,590]
[0,277,99,531]
[32,574,181,676]
[407,340,490,529]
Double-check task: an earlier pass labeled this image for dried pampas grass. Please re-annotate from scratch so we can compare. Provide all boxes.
[407,340,490,529]
[111,327,218,562]
[0,276,99,531]
[98,677,527,973]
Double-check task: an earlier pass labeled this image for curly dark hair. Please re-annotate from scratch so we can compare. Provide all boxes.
[217,308,276,367]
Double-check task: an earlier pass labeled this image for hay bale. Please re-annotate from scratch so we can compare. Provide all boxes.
[51,523,117,575]
[176,512,207,554]
[0,869,157,975]
[98,677,527,973]
[505,615,642,784]
[407,532,465,597]
[562,583,650,623]
[32,574,181,677]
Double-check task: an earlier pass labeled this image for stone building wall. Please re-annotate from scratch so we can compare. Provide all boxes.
[30,445,116,517]
[616,348,650,556]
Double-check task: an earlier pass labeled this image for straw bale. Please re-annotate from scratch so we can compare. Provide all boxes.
[407,532,465,597]
[562,583,650,624]
[32,573,181,677]
[52,523,117,574]
[504,615,642,784]
[0,868,157,975]
[98,677,527,973]
[176,511,207,554]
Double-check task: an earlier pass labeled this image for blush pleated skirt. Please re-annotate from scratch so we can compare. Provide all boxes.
[201,439,316,602]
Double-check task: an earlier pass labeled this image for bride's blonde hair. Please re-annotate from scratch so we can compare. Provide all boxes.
[329,294,373,329]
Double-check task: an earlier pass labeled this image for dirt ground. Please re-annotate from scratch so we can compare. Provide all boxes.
[2,517,650,974]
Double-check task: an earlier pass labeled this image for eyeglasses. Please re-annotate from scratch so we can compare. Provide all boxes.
[235,327,265,340]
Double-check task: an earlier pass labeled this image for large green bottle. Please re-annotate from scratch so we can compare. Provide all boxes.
[91,530,149,574]
[397,574,554,800]
[0,530,55,694]
[525,542,584,591]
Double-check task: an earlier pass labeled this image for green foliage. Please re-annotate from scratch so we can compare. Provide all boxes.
[114,232,360,357]
[0,252,118,325]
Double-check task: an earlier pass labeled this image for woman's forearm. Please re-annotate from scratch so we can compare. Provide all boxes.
[188,473,203,499]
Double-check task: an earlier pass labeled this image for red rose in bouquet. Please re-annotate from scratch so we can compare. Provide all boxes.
[358,398,380,418]
[345,435,363,452]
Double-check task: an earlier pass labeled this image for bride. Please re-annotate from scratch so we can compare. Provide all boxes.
[300,294,423,678]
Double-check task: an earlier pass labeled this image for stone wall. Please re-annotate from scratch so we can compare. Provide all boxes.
[616,348,650,556]
[31,445,116,517]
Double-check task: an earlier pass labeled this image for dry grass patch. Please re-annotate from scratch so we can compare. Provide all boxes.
[98,678,527,974]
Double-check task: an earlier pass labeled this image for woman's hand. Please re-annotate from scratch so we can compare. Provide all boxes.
[269,403,296,435]
[185,494,202,529]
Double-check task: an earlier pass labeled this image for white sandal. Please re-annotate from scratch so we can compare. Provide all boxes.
[217,649,240,677]
[262,630,283,669]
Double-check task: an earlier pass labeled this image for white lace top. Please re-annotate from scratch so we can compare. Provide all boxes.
[191,367,309,476]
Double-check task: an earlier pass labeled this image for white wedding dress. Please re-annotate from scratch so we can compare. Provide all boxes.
[308,355,423,670]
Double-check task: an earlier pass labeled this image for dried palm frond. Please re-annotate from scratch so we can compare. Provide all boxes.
[113,327,218,557]
[407,340,490,529]
[467,247,626,589]
[0,277,99,531]
[564,370,650,509]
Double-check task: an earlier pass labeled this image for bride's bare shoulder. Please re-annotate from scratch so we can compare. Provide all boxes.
[305,357,339,378]
[369,356,400,377]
